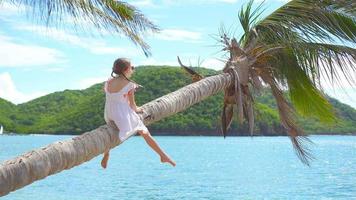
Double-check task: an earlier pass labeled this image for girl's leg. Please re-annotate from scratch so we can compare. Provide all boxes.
[138,130,176,167]
[101,150,110,169]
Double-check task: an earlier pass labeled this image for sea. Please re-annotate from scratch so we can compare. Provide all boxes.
[0,135,355,200]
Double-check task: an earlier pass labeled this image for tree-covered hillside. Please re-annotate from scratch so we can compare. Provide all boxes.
[1,66,355,135]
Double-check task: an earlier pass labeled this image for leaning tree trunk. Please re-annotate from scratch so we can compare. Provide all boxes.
[0,72,233,196]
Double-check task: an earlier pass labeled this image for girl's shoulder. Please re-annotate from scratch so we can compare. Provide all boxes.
[106,78,131,93]
[110,77,130,86]
[111,77,128,83]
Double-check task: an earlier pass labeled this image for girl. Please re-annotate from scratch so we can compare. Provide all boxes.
[101,58,176,168]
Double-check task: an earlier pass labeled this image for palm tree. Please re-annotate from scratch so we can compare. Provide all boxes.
[1,0,355,196]
[0,0,158,56]
[218,0,356,165]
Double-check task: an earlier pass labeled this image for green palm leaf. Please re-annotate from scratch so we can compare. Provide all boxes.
[291,43,356,87]
[256,0,356,44]
[0,0,158,56]
[238,0,265,47]
[269,47,337,123]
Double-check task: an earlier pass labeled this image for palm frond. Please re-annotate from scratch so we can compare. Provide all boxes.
[294,42,356,87]
[238,0,265,47]
[255,0,356,44]
[269,47,337,123]
[249,14,356,120]
[221,104,234,138]
[242,86,254,135]
[324,0,356,16]
[177,56,204,82]
[261,73,313,165]
[1,0,158,56]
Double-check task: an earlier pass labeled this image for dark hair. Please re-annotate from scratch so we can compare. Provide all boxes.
[111,57,142,88]
[111,58,131,78]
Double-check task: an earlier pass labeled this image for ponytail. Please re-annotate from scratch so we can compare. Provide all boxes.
[121,73,143,88]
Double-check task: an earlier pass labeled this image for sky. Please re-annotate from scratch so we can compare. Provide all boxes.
[0,0,355,109]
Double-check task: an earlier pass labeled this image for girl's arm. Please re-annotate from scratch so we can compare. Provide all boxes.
[128,89,143,113]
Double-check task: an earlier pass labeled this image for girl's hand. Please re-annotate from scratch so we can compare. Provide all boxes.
[135,107,144,113]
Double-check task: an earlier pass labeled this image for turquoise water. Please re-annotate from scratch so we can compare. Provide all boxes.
[1,135,356,200]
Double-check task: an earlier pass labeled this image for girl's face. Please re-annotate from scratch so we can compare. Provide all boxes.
[124,64,135,78]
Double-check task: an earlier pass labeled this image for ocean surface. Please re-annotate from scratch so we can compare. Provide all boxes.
[0,135,355,200]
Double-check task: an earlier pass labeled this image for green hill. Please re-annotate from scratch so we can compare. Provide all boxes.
[1,66,355,135]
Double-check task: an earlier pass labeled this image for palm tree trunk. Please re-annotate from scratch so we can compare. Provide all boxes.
[0,72,233,196]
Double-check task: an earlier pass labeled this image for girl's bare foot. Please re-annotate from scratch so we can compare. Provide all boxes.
[101,153,109,169]
[160,155,176,167]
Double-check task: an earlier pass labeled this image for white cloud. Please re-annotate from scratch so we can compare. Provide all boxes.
[0,2,26,16]
[89,46,136,55]
[44,67,67,72]
[0,34,65,68]
[18,25,96,48]
[17,25,140,56]
[0,72,48,104]
[154,29,202,42]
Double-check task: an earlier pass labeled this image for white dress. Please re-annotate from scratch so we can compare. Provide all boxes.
[104,79,148,142]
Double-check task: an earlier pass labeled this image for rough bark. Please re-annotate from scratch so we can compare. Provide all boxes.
[0,72,233,196]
